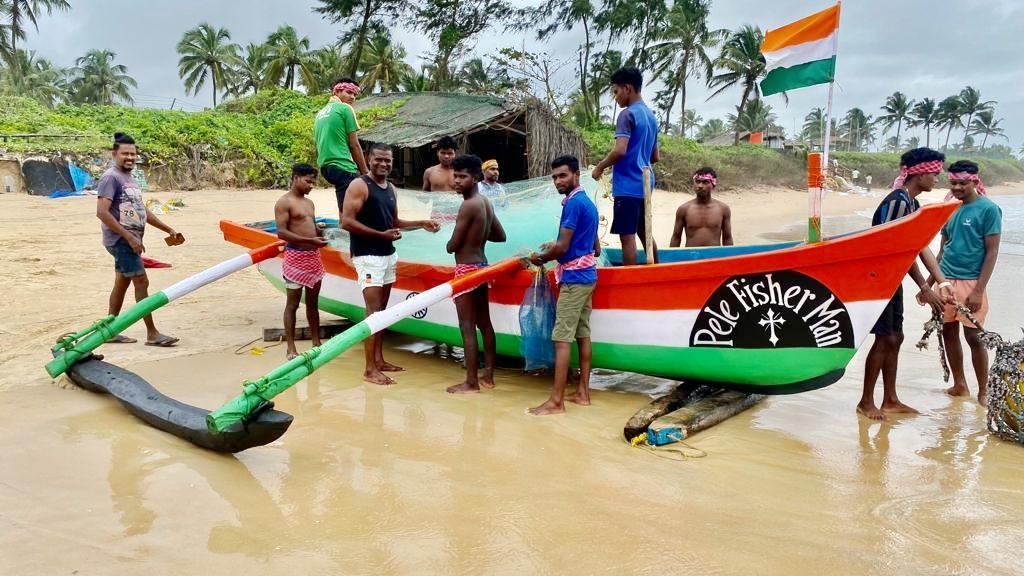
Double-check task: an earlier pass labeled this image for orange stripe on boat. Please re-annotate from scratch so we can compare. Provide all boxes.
[761,4,839,53]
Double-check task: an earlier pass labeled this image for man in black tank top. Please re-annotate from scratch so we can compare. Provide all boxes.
[342,143,440,385]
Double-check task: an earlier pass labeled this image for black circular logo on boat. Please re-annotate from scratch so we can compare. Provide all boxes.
[690,270,854,349]
[406,292,428,319]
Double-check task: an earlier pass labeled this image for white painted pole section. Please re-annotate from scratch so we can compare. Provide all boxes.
[364,283,453,334]
[162,253,255,302]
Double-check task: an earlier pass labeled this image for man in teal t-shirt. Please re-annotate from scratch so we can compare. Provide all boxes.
[936,160,1002,406]
[314,78,368,214]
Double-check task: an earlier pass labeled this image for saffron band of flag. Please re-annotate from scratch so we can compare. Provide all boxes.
[760,4,840,96]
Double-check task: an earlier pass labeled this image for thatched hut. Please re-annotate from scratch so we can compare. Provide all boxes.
[353,92,588,187]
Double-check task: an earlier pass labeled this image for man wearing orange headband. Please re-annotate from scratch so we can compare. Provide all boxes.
[314,77,368,217]
[935,160,1002,405]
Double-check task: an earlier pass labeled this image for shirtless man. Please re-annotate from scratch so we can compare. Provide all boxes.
[274,164,328,360]
[343,143,441,385]
[669,167,733,247]
[422,135,457,192]
[445,155,506,394]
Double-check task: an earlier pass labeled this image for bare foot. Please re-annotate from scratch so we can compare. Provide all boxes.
[978,391,988,407]
[364,370,396,386]
[447,381,481,394]
[856,402,886,421]
[946,385,971,397]
[311,340,323,348]
[881,401,919,415]
[286,349,298,361]
[568,392,591,406]
[378,361,405,372]
[527,399,565,416]
[480,372,495,389]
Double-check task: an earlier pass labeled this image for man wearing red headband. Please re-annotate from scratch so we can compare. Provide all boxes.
[669,166,733,247]
[935,160,1002,405]
[858,147,954,421]
[314,77,368,216]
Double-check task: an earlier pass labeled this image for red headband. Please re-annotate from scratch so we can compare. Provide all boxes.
[944,171,987,200]
[891,160,944,190]
[333,82,360,94]
[693,174,717,187]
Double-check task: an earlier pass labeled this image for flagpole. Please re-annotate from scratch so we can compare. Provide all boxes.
[808,2,840,243]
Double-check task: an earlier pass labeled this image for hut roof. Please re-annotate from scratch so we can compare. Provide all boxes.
[354,92,519,148]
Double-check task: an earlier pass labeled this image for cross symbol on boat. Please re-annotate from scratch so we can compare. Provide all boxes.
[759,308,785,347]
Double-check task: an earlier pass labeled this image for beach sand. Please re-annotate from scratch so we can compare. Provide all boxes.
[2,183,1023,574]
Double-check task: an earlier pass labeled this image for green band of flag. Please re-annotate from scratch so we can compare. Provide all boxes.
[760,56,836,96]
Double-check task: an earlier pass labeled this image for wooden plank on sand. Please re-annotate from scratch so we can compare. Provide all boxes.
[263,319,352,342]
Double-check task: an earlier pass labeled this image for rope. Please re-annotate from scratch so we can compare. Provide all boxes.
[916,311,950,382]
[625,432,708,461]
[234,336,283,355]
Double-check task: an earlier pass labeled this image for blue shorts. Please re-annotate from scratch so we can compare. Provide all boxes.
[871,285,904,335]
[105,238,145,278]
[610,196,645,236]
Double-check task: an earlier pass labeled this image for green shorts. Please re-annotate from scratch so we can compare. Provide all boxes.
[552,282,596,343]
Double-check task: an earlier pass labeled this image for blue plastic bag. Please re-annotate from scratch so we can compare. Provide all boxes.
[519,269,556,370]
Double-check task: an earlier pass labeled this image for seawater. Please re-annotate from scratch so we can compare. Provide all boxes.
[993,194,1024,256]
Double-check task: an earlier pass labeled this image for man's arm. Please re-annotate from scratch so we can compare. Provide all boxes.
[592,137,627,180]
[275,200,324,248]
[422,167,432,191]
[96,197,143,252]
[669,205,685,248]
[914,247,953,308]
[347,131,367,174]
[530,227,576,264]
[593,234,601,257]
[144,209,178,237]
[651,140,660,164]
[446,203,473,253]
[721,205,734,246]
[488,207,506,243]
[968,233,1001,312]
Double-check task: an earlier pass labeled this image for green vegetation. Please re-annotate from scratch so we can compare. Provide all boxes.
[0,89,402,187]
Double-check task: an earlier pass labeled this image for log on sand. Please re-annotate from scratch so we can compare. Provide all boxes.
[647,390,765,444]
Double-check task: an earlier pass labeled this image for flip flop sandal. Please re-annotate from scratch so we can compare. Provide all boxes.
[106,335,138,344]
[145,335,179,347]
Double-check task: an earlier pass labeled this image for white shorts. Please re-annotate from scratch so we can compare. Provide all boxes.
[353,253,398,290]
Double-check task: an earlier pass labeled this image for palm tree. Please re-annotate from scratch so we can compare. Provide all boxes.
[400,68,431,93]
[314,0,408,77]
[696,117,726,142]
[68,49,137,105]
[177,23,238,107]
[306,47,348,94]
[533,0,598,122]
[904,136,920,149]
[802,107,825,144]
[1,48,66,106]
[649,0,727,135]
[877,91,913,144]
[683,109,702,139]
[970,110,1007,149]
[264,25,317,92]
[230,42,270,96]
[360,31,412,93]
[727,99,776,135]
[457,58,493,94]
[2,0,69,60]
[589,49,623,121]
[840,107,873,151]
[936,95,964,151]
[707,25,767,145]
[957,86,995,148]
[910,97,937,147]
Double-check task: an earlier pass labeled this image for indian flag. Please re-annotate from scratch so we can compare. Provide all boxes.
[760,4,840,97]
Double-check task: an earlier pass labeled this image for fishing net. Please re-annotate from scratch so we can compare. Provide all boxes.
[518,269,557,371]
[917,303,1024,445]
[322,174,606,265]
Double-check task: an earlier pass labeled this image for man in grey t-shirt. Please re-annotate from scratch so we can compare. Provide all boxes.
[96,133,183,346]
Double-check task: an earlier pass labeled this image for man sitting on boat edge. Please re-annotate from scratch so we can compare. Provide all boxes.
[670,167,734,248]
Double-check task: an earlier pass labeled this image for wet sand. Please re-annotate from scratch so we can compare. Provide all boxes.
[2,184,1024,574]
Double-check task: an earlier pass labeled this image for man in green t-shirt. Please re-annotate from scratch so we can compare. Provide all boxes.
[314,78,368,214]
[936,160,1002,406]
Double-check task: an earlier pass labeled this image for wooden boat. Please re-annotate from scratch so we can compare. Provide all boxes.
[221,201,957,394]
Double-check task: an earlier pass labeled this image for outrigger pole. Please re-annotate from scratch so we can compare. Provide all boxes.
[207,256,526,436]
[46,241,285,378]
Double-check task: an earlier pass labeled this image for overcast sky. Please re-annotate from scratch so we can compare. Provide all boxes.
[24,0,1024,151]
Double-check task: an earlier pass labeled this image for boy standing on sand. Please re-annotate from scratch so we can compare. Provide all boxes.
[446,155,507,394]
[669,167,733,247]
[275,164,328,360]
[858,148,954,421]
[936,160,1002,405]
[96,132,182,347]
[528,155,600,415]
[591,67,659,265]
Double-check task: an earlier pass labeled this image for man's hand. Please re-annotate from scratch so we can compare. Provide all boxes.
[165,231,185,246]
[311,236,329,248]
[127,235,145,254]
[937,282,954,303]
[381,228,402,241]
[966,288,984,313]
[528,252,545,266]
[591,167,605,181]
[917,287,944,314]
[422,220,441,233]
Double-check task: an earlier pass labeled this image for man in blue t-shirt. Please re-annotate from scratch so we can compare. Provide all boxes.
[591,67,659,266]
[936,160,1002,406]
[529,155,600,416]
[858,147,953,421]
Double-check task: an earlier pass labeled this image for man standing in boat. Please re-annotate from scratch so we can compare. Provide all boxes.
[314,78,368,211]
[96,132,182,347]
[858,148,954,420]
[591,67,659,265]
[936,160,1002,405]
[669,167,733,248]
[422,135,458,192]
[343,143,441,385]
[446,154,507,394]
[528,155,600,415]
[274,163,328,361]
